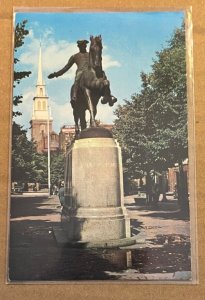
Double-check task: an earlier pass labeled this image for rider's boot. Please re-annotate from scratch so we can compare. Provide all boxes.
[71,83,78,107]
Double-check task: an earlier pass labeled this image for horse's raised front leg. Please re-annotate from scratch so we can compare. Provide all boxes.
[99,79,117,107]
[101,80,110,104]
[85,88,96,127]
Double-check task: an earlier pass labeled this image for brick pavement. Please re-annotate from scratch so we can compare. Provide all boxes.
[124,194,190,248]
[8,193,192,282]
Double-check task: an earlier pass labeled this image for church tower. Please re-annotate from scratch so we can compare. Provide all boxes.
[30,45,57,153]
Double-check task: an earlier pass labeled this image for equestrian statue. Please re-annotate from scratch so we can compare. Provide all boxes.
[48,35,117,134]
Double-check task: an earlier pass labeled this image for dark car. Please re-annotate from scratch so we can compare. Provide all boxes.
[11,186,23,195]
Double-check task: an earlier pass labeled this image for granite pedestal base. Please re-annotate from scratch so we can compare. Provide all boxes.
[61,127,135,248]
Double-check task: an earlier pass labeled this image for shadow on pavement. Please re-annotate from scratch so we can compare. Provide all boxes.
[126,199,190,221]
[10,196,59,219]
[9,198,129,281]
[139,210,190,221]
[9,220,132,281]
[130,219,144,236]
[8,195,191,281]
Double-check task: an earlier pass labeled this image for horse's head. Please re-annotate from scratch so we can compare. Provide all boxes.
[89,35,103,69]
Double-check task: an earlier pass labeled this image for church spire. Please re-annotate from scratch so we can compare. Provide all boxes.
[32,44,52,121]
[35,44,46,97]
[31,43,58,154]
[37,44,44,86]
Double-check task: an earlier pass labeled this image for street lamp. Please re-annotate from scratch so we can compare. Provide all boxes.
[47,102,51,195]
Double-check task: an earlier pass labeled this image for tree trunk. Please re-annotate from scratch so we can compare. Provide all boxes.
[177,161,189,214]
[146,172,153,207]
[161,170,168,202]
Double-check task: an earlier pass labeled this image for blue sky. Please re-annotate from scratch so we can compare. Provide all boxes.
[14,11,185,135]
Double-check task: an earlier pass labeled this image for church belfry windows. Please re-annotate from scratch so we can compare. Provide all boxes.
[37,101,41,110]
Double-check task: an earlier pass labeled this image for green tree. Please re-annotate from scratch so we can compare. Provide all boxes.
[50,152,65,187]
[12,20,66,188]
[113,23,188,209]
[147,24,187,168]
[13,20,31,116]
[12,20,34,183]
[31,152,48,184]
[11,122,37,182]
[12,123,50,185]
[146,23,188,208]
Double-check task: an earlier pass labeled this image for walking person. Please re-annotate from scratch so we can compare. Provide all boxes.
[58,181,65,210]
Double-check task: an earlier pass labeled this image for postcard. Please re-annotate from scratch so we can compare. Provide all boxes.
[8,9,197,283]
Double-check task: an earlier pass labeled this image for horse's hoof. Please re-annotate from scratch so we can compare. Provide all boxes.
[75,131,80,139]
[112,97,117,103]
[90,122,97,128]
[108,97,117,106]
[101,97,108,104]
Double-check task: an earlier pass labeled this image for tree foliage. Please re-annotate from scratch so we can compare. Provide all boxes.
[113,22,188,206]
[12,20,66,187]
[12,20,37,183]
[13,20,31,116]
[12,122,65,185]
[12,122,38,182]
[50,152,65,186]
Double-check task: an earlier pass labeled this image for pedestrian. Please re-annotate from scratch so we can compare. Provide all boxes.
[152,182,160,207]
[58,181,65,209]
[52,184,58,195]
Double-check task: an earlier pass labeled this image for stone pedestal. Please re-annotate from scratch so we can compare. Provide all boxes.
[61,127,134,247]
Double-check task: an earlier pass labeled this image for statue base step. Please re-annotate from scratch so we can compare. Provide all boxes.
[61,206,133,245]
[53,225,136,248]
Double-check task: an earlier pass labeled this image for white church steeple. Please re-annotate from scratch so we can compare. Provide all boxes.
[32,45,52,122]
[37,44,44,86]
[30,44,59,154]
[35,45,46,99]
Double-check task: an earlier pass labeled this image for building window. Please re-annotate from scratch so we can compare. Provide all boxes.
[40,124,45,133]
[43,101,46,110]
[37,101,41,110]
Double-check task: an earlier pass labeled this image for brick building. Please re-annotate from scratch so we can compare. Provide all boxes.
[59,125,75,153]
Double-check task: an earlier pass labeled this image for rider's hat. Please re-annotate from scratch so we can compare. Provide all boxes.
[77,40,89,47]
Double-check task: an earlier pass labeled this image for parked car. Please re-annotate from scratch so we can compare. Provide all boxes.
[11,186,23,195]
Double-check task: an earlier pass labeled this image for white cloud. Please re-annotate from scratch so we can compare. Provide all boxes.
[95,102,116,124]
[15,85,117,140]
[20,27,121,83]
[44,27,54,39]
[20,35,77,81]
[102,54,121,70]
[15,87,74,136]
[49,99,74,131]
[43,41,77,80]
[51,98,116,131]
[49,97,116,132]
[27,28,34,39]
[16,26,120,134]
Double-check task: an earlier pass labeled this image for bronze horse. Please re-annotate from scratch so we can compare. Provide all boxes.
[71,35,117,133]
